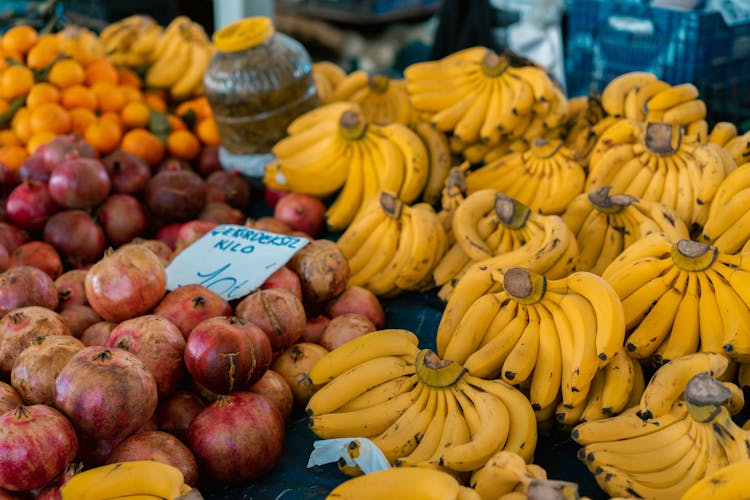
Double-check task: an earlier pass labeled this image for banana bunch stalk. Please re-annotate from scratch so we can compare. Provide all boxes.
[465,138,585,215]
[145,16,214,100]
[101,14,163,68]
[312,61,347,104]
[60,460,192,499]
[404,47,567,145]
[586,120,733,232]
[572,359,746,500]
[434,204,578,303]
[328,70,415,126]
[700,162,750,253]
[600,72,708,139]
[265,104,431,230]
[433,191,576,293]
[562,186,689,275]
[57,26,106,66]
[437,266,625,423]
[306,329,537,472]
[602,232,750,363]
[335,192,446,296]
[561,95,619,168]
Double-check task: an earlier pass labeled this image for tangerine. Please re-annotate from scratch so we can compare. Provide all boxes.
[195,117,221,146]
[29,102,71,135]
[60,84,97,110]
[166,129,201,161]
[2,25,39,56]
[1,65,34,100]
[0,144,29,170]
[84,119,122,155]
[26,83,61,109]
[48,58,86,89]
[84,58,119,86]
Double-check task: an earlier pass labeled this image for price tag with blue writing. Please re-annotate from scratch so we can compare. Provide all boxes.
[166,224,309,301]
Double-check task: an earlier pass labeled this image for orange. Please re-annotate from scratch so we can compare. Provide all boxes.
[2,25,38,56]
[99,111,123,131]
[0,130,21,147]
[117,67,142,88]
[48,58,86,89]
[121,101,151,129]
[25,34,61,69]
[60,84,97,110]
[0,145,29,170]
[0,98,7,115]
[91,82,126,113]
[195,117,221,146]
[176,96,212,121]
[166,113,187,132]
[166,129,201,161]
[84,119,121,155]
[26,83,60,109]
[120,85,143,103]
[121,128,165,166]
[1,65,34,100]
[29,102,71,135]
[69,107,97,136]
[26,131,56,154]
[143,91,167,113]
[84,58,119,86]
[11,107,32,143]
[0,47,23,67]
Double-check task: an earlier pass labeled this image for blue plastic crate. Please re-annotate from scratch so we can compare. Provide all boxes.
[564,0,750,122]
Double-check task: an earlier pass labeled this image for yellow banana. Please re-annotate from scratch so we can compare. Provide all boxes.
[373,123,429,203]
[60,461,186,500]
[326,465,462,499]
[646,82,700,111]
[170,40,213,100]
[662,99,707,125]
[416,122,452,206]
[600,348,636,417]
[601,71,658,117]
[336,374,418,412]
[529,303,563,413]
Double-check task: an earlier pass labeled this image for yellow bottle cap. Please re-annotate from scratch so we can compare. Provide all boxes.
[213,16,275,52]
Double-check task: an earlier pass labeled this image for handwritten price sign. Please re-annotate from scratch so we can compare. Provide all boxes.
[165,225,309,301]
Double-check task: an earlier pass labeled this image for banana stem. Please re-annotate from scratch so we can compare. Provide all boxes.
[670,239,718,271]
[480,50,510,77]
[380,192,403,220]
[586,186,635,213]
[339,110,368,140]
[415,349,467,387]
[503,267,546,304]
[527,479,581,500]
[684,371,731,423]
[644,122,681,155]
[495,194,531,229]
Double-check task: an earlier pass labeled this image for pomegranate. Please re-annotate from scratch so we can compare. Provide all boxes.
[36,134,95,169]
[153,284,232,339]
[0,223,27,253]
[264,186,290,209]
[0,405,77,492]
[79,321,116,347]
[5,180,58,231]
[0,162,17,196]
[260,266,303,303]
[248,216,293,235]
[107,431,199,486]
[319,313,376,352]
[10,335,84,405]
[235,288,306,352]
[95,194,147,246]
[196,145,222,177]
[0,246,7,273]
[156,390,205,443]
[186,392,284,483]
[43,209,106,265]
[35,462,81,500]
[85,243,167,322]
[300,314,331,344]
[54,346,158,440]
[0,306,71,378]
[105,315,186,398]
[184,316,267,394]
[59,305,102,338]
[173,219,216,253]
[9,241,63,279]
[204,182,227,203]
[0,381,21,413]
[189,379,219,404]
[327,285,385,328]
[155,222,183,250]
[132,238,173,267]
[74,433,122,468]
[48,158,111,209]
[55,269,89,308]
[249,369,293,421]
[271,343,329,406]
[101,150,150,195]
[0,266,59,318]
[17,153,51,183]
[274,192,326,237]
[288,239,350,307]
[156,156,192,173]
[144,170,206,222]
[198,201,244,225]
[205,170,250,211]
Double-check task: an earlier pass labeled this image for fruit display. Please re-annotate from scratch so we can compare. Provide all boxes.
[1,6,750,496]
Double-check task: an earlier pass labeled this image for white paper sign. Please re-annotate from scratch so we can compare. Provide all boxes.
[166,224,309,301]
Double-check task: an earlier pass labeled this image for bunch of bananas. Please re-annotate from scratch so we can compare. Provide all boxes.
[465,138,585,215]
[561,95,619,166]
[56,25,106,66]
[100,15,163,68]
[144,16,214,100]
[700,162,750,253]
[599,72,708,138]
[724,129,750,165]
[601,232,750,363]
[312,60,347,104]
[306,329,538,470]
[459,136,532,166]
[572,354,746,499]
[335,193,446,296]
[404,47,567,145]
[327,70,415,126]
[433,191,576,293]
[586,120,733,230]
[562,186,689,274]
[470,451,548,500]
[60,460,193,499]
[682,459,750,499]
[436,267,626,424]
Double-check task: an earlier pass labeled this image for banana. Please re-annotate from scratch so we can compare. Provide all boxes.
[654,272,701,364]
[374,123,429,203]
[708,121,738,147]
[313,60,347,89]
[416,122,453,206]
[306,355,416,416]
[452,80,492,144]
[442,293,504,365]
[662,99,707,125]
[365,207,414,297]
[631,78,671,120]
[529,303,563,412]
[59,460,186,500]
[170,40,213,100]
[537,300,577,408]
[393,203,444,291]
[336,196,390,259]
[462,302,529,379]
[424,388,472,469]
[326,140,366,231]
[371,385,436,463]
[393,388,448,468]
[348,213,400,287]
[572,401,687,445]
[326,465,462,499]
[506,64,557,104]
[580,369,607,423]
[470,450,531,498]
[682,458,750,499]
[646,82,700,111]
[600,72,658,117]
[500,305,540,386]
[586,144,639,192]
[708,267,750,361]
[451,189,498,261]
[336,374,418,412]
[599,348,635,417]
[725,132,750,166]
[145,26,192,88]
[555,393,589,428]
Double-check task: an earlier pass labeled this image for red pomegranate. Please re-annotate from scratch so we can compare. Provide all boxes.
[48,157,111,209]
[55,269,89,308]
[0,266,58,318]
[5,180,58,231]
[153,284,232,339]
[0,306,71,378]
[156,390,206,443]
[43,209,106,265]
[235,288,306,352]
[9,241,63,279]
